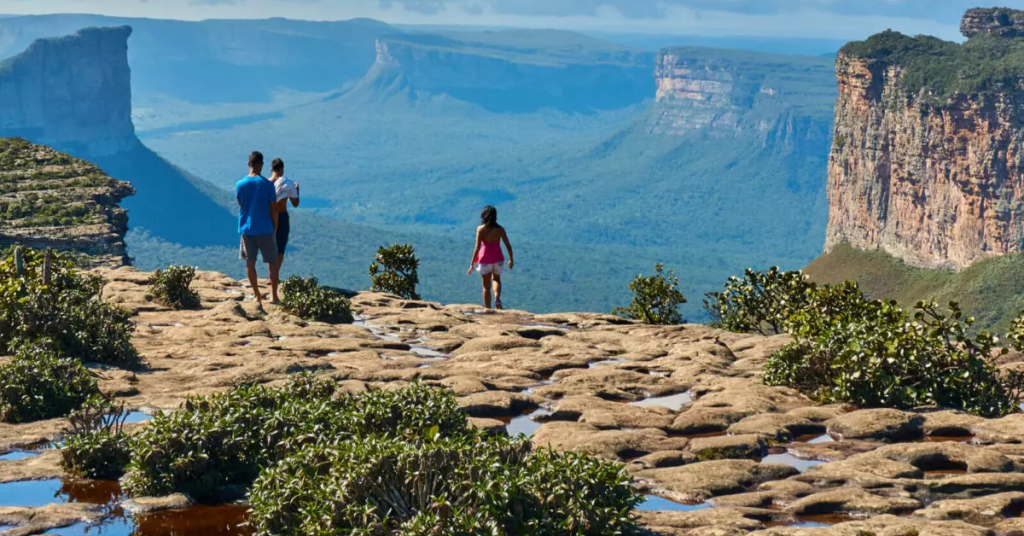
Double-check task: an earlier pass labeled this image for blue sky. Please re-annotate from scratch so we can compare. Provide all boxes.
[0,0,1012,39]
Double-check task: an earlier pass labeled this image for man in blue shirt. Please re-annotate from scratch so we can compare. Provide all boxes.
[236,151,280,307]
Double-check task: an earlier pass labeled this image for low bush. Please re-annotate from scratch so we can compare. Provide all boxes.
[0,247,137,367]
[60,396,131,479]
[703,267,814,335]
[613,263,687,325]
[0,344,99,423]
[122,376,467,502]
[149,265,200,309]
[765,293,1024,418]
[280,276,353,324]
[369,244,421,300]
[249,435,640,536]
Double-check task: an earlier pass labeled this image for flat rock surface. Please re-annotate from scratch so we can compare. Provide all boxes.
[0,266,1023,535]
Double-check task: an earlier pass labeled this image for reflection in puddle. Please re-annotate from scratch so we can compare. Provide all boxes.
[410,346,448,359]
[0,479,62,508]
[804,434,835,444]
[629,391,693,411]
[588,359,624,368]
[0,477,251,536]
[123,411,155,424]
[505,409,553,438]
[0,450,41,461]
[760,451,825,472]
[637,495,712,512]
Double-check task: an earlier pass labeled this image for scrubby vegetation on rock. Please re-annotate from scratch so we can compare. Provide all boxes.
[613,263,686,325]
[60,395,131,479]
[703,267,814,335]
[280,275,353,324]
[763,290,1024,417]
[122,375,467,501]
[0,247,138,367]
[369,244,421,300]
[149,265,200,309]
[0,344,99,423]
[249,435,639,536]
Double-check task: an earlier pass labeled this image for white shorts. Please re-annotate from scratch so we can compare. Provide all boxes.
[476,262,504,276]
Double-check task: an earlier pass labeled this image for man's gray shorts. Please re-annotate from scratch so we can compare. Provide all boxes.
[240,234,278,264]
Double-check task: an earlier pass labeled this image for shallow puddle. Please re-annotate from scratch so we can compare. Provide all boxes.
[628,391,693,411]
[0,477,250,536]
[587,359,624,368]
[637,495,712,512]
[0,450,40,461]
[760,451,825,472]
[409,346,448,359]
[123,411,155,424]
[505,409,553,438]
[802,434,836,444]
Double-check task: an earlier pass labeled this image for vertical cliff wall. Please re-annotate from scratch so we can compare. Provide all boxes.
[650,47,835,148]
[0,26,135,156]
[826,10,1024,270]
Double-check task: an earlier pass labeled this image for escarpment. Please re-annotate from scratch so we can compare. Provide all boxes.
[825,8,1024,270]
[370,32,654,113]
[0,26,135,156]
[0,138,134,266]
[650,47,835,146]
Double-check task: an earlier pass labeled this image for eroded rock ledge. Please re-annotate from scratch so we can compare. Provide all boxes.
[3,267,1024,535]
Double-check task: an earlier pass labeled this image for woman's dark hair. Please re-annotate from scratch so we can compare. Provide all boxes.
[481,205,500,229]
[271,158,284,174]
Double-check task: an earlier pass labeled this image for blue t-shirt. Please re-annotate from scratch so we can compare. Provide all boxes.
[235,175,276,236]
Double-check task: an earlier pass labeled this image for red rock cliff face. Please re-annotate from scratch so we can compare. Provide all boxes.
[825,52,1024,270]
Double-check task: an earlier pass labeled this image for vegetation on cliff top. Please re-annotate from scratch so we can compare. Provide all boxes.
[841,29,1024,100]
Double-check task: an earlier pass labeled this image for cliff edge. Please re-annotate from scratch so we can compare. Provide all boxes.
[825,8,1024,270]
[0,138,134,266]
[0,26,135,156]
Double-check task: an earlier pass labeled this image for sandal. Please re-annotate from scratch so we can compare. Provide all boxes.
[495,299,503,310]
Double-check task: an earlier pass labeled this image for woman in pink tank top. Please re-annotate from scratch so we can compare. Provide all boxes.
[467,205,515,310]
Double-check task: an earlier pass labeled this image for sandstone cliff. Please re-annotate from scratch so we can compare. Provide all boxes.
[0,138,134,266]
[651,47,834,147]
[0,26,135,156]
[371,32,654,113]
[825,9,1024,270]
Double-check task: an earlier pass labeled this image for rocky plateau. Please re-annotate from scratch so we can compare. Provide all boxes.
[2,267,1024,534]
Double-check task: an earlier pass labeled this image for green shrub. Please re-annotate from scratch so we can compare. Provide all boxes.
[613,263,687,325]
[280,276,353,324]
[1007,309,1024,352]
[249,435,640,536]
[122,376,468,502]
[0,344,99,423]
[369,244,421,300]
[149,265,200,309]
[0,247,138,367]
[60,396,131,479]
[703,267,815,335]
[765,295,1024,418]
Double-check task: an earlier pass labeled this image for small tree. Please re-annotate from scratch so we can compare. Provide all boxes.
[703,267,815,335]
[369,244,420,300]
[613,263,686,325]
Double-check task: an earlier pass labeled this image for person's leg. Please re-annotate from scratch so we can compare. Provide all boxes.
[492,274,503,310]
[481,273,493,309]
[247,259,262,305]
[261,234,281,303]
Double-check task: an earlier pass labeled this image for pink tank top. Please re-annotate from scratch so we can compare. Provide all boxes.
[477,240,504,264]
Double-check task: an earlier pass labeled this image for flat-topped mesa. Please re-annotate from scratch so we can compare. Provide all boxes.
[825,19,1024,270]
[961,7,1024,38]
[650,47,835,139]
[0,138,135,267]
[0,26,135,156]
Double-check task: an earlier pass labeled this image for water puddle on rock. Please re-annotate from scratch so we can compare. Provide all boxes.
[505,409,554,438]
[410,346,448,359]
[0,478,250,536]
[0,449,41,461]
[123,411,155,424]
[628,391,693,411]
[760,451,825,472]
[637,495,713,512]
[587,359,624,368]
[800,434,836,444]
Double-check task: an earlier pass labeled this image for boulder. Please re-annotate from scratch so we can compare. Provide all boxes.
[825,409,925,441]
